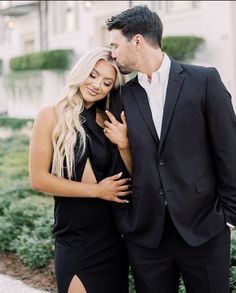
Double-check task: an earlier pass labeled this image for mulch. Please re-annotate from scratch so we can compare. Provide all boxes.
[0,253,57,292]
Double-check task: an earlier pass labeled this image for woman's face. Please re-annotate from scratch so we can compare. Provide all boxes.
[80,59,117,108]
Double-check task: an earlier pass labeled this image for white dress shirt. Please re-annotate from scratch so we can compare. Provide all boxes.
[138,53,171,138]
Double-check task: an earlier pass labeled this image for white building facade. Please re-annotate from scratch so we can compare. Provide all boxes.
[0,0,235,116]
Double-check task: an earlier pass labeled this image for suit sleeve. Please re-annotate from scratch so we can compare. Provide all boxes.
[206,67,236,225]
[107,142,129,178]
[107,88,129,177]
[109,88,124,122]
[107,87,128,176]
[107,88,131,212]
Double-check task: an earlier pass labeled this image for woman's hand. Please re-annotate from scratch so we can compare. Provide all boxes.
[104,111,129,150]
[97,172,131,203]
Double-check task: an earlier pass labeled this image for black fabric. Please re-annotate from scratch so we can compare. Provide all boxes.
[53,104,129,293]
[110,61,236,248]
[127,209,230,293]
[109,60,236,292]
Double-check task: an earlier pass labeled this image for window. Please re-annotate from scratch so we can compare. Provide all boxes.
[152,1,201,14]
[52,1,79,35]
[65,1,77,32]
[0,16,13,44]
[21,33,35,53]
[24,39,35,53]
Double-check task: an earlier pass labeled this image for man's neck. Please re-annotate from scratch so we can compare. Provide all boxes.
[138,48,164,82]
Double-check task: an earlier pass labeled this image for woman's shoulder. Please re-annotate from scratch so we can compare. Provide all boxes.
[34,106,56,130]
[37,105,55,116]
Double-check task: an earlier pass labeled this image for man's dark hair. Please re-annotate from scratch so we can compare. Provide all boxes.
[106,5,163,48]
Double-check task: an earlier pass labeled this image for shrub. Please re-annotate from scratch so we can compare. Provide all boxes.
[14,234,54,269]
[0,194,18,215]
[231,231,236,265]
[162,35,204,61]
[230,266,236,292]
[5,196,52,229]
[0,135,55,267]
[13,216,54,269]
[0,115,33,130]
[0,195,53,252]
[0,216,20,252]
[9,49,74,71]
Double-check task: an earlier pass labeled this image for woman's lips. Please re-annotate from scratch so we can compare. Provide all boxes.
[87,87,99,96]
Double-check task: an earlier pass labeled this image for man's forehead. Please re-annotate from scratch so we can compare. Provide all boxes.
[109,30,125,44]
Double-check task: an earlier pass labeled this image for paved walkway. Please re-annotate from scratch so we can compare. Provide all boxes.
[0,274,49,293]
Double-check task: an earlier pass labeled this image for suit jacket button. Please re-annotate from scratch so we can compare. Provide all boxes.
[160,189,165,196]
[159,159,165,166]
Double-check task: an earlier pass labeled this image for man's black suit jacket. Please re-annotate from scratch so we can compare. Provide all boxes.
[110,59,236,249]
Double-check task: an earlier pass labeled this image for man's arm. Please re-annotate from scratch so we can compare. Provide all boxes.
[206,67,236,226]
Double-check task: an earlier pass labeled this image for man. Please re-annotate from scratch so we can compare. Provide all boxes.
[105,5,236,293]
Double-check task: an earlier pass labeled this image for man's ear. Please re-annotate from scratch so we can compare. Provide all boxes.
[132,34,144,49]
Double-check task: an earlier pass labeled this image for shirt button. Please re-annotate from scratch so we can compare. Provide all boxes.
[159,159,165,166]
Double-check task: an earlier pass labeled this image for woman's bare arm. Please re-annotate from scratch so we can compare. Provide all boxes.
[29,107,130,203]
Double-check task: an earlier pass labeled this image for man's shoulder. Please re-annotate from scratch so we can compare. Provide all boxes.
[181,62,211,72]
[122,74,138,90]
[175,60,213,76]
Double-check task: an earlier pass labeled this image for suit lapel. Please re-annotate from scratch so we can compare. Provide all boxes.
[130,77,159,144]
[159,60,185,154]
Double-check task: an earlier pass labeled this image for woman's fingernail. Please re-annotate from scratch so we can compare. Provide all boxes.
[125,200,129,203]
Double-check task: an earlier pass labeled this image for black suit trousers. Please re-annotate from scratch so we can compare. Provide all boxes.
[127,208,231,293]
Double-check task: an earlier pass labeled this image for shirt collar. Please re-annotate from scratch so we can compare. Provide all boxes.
[138,52,171,86]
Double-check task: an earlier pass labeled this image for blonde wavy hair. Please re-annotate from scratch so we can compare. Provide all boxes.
[51,47,125,180]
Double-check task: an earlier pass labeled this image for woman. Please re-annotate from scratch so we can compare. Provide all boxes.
[29,47,131,293]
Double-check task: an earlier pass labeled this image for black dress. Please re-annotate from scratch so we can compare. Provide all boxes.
[53,104,129,293]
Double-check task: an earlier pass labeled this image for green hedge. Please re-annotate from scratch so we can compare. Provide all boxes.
[0,115,33,130]
[9,49,74,71]
[0,196,54,268]
[162,36,204,61]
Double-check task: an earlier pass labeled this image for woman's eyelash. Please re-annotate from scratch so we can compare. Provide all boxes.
[89,74,111,86]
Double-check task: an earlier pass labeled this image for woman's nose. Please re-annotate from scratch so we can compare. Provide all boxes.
[92,79,100,89]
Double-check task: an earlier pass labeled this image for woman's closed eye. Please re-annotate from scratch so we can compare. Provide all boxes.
[90,73,96,78]
[104,81,112,87]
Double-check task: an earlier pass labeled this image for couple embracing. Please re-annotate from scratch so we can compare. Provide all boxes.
[29,5,236,293]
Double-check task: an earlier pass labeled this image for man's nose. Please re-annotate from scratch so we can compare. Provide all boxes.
[111,50,117,60]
